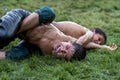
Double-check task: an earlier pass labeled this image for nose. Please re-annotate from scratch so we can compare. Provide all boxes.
[60,45,67,53]
[61,46,66,51]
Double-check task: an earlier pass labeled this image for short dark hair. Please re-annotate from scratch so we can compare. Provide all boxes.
[71,42,86,61]
[94,28,107,44]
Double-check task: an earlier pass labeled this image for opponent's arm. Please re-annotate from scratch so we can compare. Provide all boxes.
[76,30,94,46]
[50,24,77,42]
[85,42,117,50]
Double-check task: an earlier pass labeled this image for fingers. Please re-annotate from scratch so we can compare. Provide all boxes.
[109,43,118,50]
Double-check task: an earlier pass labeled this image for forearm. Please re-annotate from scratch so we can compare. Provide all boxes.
[50,24,77,42]
[85,42,117,51]
[85,42,102,49]
[63,35,77,42]
[85,42,108,49]
[76,31,94,46]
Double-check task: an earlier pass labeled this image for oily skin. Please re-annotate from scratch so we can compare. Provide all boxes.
[25,24,77,60]
[52,21,105,45]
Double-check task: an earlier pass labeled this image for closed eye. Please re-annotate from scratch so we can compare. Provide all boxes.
[66,45,70,50]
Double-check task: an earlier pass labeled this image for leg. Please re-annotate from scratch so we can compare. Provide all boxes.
[35,7,55,24]
[0,40,32,60]
[18,7,55,33]
[4,40,43,60]
[4,40,32,60]
[0,9,30,48]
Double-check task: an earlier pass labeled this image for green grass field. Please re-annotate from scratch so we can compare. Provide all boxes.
[0,0,120,80]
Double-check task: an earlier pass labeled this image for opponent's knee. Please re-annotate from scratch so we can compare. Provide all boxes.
[35,7,55,24]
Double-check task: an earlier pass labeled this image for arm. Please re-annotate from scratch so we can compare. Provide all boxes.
[76,30,94,46]
[75,31,117,51]
[50,24,77,42]
[85,42,117,50]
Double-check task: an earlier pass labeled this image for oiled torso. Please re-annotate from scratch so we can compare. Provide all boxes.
[25,25,65,55]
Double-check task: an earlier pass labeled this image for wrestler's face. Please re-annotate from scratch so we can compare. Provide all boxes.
[54,41,75,60]
[92,33,105,44]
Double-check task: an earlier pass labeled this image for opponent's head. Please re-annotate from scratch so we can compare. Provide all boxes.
[35,6,55,24]
[91,28,107,44]
[54,41,86,61]
[71,42,86,61]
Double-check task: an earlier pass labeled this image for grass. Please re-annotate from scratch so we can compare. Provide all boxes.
[0,0,120,80]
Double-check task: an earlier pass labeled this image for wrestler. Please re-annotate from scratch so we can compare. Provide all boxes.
[0,8,117,60]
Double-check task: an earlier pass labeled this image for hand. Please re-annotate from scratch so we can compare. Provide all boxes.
[104,43,117,51]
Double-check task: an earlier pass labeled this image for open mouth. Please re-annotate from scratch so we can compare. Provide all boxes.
[55,44,61,53]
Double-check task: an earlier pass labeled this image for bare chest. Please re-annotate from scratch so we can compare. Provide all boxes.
[25,27,62,54]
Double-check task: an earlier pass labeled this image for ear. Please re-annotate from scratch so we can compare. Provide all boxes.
[91,28,95,33]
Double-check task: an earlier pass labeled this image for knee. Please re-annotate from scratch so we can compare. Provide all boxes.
[35,7,55,24]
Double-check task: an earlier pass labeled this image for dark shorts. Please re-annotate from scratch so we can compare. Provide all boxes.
[35,7,55,24]
[0,9,30,49]
[5,40,42,60]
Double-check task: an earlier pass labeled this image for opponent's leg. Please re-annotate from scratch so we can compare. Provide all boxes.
[18,7,56,33]
[35,6,55,24]
[5,40,32,60]
[0,9,30,48]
